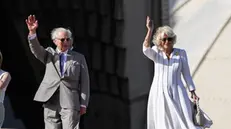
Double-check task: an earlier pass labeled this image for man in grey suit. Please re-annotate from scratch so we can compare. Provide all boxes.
[25,15,90,129]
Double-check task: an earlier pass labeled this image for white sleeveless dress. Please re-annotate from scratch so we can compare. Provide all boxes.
[0,69,10,127]
[0,70,8,103]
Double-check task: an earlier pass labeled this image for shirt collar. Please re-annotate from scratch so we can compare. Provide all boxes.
[56,48,68,54]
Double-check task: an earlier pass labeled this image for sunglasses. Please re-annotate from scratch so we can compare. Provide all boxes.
[57,38,71,42]
[161,37,174,42]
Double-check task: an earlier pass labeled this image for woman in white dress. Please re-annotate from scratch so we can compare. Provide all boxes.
[0,51,11,127]
[143,16,201,129]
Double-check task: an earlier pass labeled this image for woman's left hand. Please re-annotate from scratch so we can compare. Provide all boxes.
[191,91,199,102]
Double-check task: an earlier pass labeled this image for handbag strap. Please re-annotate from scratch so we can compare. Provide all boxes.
[195,99,200,112]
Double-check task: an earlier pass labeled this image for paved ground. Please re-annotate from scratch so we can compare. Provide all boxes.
[169,0,190,15]
[172,0,231,75]
[193,19,231,129]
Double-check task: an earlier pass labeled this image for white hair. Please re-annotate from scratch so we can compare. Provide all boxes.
[51,27,73,42]
[152,25,177,50]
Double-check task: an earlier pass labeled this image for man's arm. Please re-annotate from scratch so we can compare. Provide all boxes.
[28,34,47,63]
[26,15,47,64]
[79,55,90,108]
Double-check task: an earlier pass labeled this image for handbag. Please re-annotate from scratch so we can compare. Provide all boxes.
[191,100,213,128]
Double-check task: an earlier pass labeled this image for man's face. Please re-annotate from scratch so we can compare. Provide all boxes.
[53,31,72,52]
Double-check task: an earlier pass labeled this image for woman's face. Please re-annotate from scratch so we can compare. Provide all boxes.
[160,33,174,51]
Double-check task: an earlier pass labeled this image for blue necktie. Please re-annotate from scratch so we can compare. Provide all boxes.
[59,53,65,76]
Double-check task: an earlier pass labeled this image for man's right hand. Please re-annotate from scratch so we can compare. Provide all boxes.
[25,15,38,35]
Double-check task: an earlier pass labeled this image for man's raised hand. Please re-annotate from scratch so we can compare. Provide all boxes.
[25,15,38,35]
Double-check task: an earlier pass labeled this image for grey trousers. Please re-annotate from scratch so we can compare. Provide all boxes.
[0,102,5,128]
[43,91,80,129]
[43,105,80,129]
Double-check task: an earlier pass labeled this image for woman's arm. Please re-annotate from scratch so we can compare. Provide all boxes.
[181,49,195,91]
[181,49,200,101]
[0,72,11,89]
[143,16,157,61]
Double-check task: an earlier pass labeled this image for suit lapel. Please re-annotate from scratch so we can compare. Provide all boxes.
[53,53,62,77]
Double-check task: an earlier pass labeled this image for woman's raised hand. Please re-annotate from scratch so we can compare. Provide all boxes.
[146,16,153,31]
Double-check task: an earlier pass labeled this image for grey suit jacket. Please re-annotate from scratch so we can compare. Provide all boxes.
[28,36,90,110]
